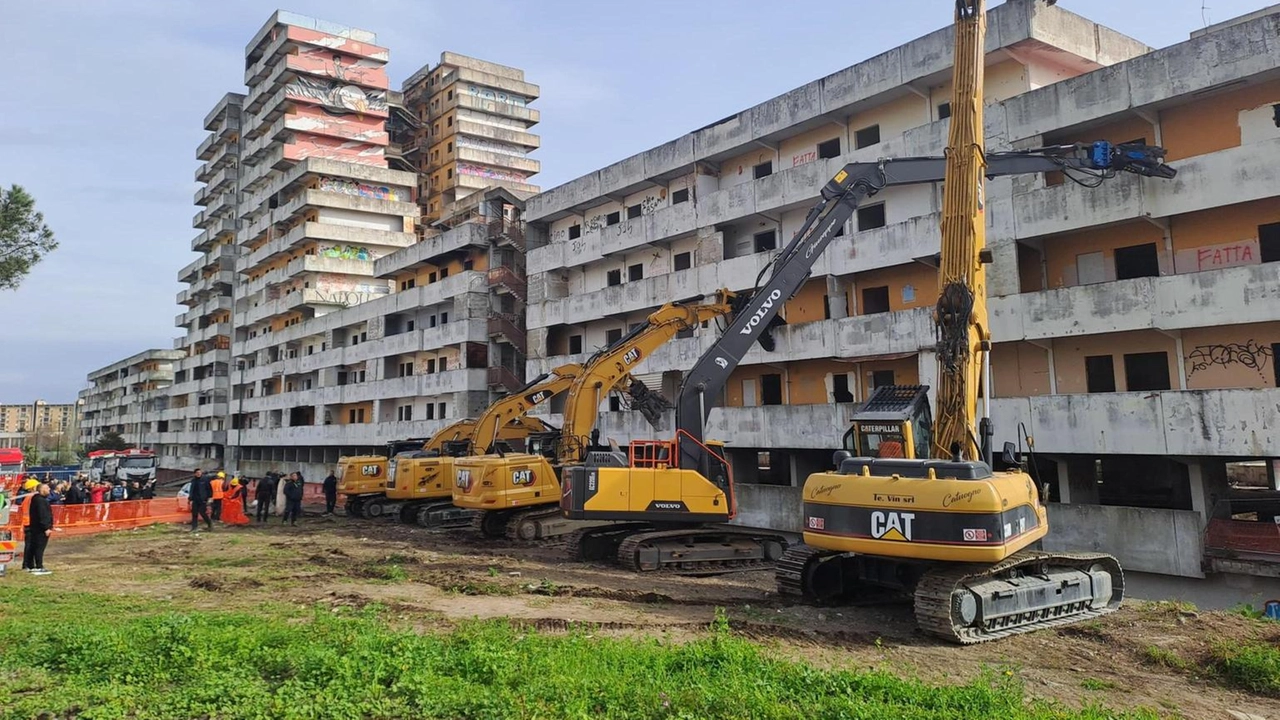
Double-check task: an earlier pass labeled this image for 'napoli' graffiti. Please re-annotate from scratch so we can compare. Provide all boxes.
[1187,340,1274,377]
[318,176,408,202]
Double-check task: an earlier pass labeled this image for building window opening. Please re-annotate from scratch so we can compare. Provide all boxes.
[870,370,895,390]
[628,263,644,282]
[854,124,881,149]
[937,102,951,120]
[1124,351,1171,391]
[832,373,853,403]
[672,188,689,204]
[607,269,622,286]
[817,138,841,159]
[761,374,783,406]
[569,334,583,354]
[568,224,582,240]
[753,161,773,179]
[754,230,777,253]
[606,211,621,226]
[1260,221,1280,263]
[857,204,887,231]
[861,286,890,314]
[1085,355,1116,393]
[673,251,691,271]
[605,328,623,345]
[1114,242,1160,280]
[627,204,642,220]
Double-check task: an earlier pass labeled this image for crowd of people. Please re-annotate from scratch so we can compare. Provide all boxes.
[185,468,330,532]
[38,474,159,505]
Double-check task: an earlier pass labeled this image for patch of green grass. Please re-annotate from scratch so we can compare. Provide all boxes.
[0,587,1156,720]
[1080,677,1117,691]
[1142,645,1191,671]
[1209,642,1280,696]
[380,564,409,582]
[444,580,517,596]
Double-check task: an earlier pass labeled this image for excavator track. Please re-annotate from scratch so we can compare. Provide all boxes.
[470,509,512,538]
[412,501,476,530]
[616,528,788,576]
[563,523,652,563]
[504,506,565,541]
[775,544,837,598]
[913,550,1124,645]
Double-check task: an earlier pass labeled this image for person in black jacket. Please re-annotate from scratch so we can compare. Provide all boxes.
[322,469,338,515]
[22,483,55,574]
[188,469,213,532]
[255,472,277,523]
[282,473,304,526]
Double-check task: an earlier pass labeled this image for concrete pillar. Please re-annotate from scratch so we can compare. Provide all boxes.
[1055,459,1071,504]
[788,451,829,487]
[1188,460,1231,520]
[1061,458,1099,505]
[1269,459,1279,491]
[825,276,849,320]
[987,238,1021,297]
[694,227,724,266]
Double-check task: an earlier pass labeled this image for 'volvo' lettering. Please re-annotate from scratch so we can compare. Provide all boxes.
[739,289,783,335]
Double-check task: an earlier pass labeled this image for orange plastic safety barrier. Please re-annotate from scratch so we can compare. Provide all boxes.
[4,498,195,541]
[1205,518,1280,558]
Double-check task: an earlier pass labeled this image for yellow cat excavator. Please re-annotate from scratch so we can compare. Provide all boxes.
[451,291,738,541]
[774,0,1178,644]
[337,438,433,518]
[560,1,1175,586]
[384,364,582,528]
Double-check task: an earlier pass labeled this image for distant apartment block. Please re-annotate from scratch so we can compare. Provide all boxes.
[154,12,541,476]
[78,349,183,451]
[520,2,1280,582]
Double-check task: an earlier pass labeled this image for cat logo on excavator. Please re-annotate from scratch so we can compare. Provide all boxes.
[870,511,915,542]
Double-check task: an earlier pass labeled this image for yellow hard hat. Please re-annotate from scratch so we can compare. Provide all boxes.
[231,479,240,486]
[217,472,226,478]
[23,479,39,490]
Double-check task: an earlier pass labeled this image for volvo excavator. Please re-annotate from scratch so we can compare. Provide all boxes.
[772,0,1179,644]
[451,292,739,541]
[560,1,1175,582]
[384,365,582,528]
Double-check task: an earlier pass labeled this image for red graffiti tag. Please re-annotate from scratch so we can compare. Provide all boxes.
[1197,244,1253,270]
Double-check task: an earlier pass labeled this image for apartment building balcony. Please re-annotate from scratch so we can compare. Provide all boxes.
[156,430,228,447]
[189,322,232,345]
[191,218,237,252]
[455,171,539,196]
[234,271,486,357]
[239,256,374,299]
[454,146,541,176]
[272,189,417,231]
[449,93,540,124]
[241,222,414,270]
[178,348,232,371]
[528,252,774,329]
[235,419,449,448]
[193,185,210,207]
[196,133,216,162]
[176,289,192,307]
[581,385,1280,460]
[175,296,234,328]
[991,263,1280,341]
[527,201,697,275]
[457,119,540,150]
[373,220,488,277]
[167,375,229,401]
[443,66,539,102]
[195,161,215,184]
[187,270,234,296]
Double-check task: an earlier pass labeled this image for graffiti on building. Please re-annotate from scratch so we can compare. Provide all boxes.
[466,85,528,107]
[457,136,525,157]
[292,46,388,88]
[310,290,380,307]
[1174,238,1260,273]
[317,176,408,202]
[287,26,388,62]
[315,273,390,296]
[792,150,818,167]
[457,163,530,183]
[291,135,385,165]
[319,244,374,261]
[1188,340,1274,377]
[286,75,388,115]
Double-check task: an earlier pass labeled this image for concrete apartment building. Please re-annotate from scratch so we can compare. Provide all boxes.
[78,350,184,451]
[0,401,79,452]
[147,12,543,477]
[521,1,1280,587]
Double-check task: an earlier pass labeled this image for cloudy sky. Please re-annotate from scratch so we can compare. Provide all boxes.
[0,0,1271,403]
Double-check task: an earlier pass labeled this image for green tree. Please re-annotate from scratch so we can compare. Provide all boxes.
[88,431,133,452]
[0,185,57,290]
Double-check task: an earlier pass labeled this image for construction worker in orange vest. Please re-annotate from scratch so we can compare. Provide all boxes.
[210,471,226,522]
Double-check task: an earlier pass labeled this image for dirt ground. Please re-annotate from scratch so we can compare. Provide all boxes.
[8,512,1280,720]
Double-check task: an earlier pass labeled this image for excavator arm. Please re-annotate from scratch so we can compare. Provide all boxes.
[467,364,583,455]
[673,142,1175,476]
[557,291,737,465]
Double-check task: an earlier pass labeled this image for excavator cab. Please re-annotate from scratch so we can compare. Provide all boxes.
[841,385,933,462]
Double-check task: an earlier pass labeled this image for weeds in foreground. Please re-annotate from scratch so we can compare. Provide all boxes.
[1210,642,1280,697]
[0,591,1157,720]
